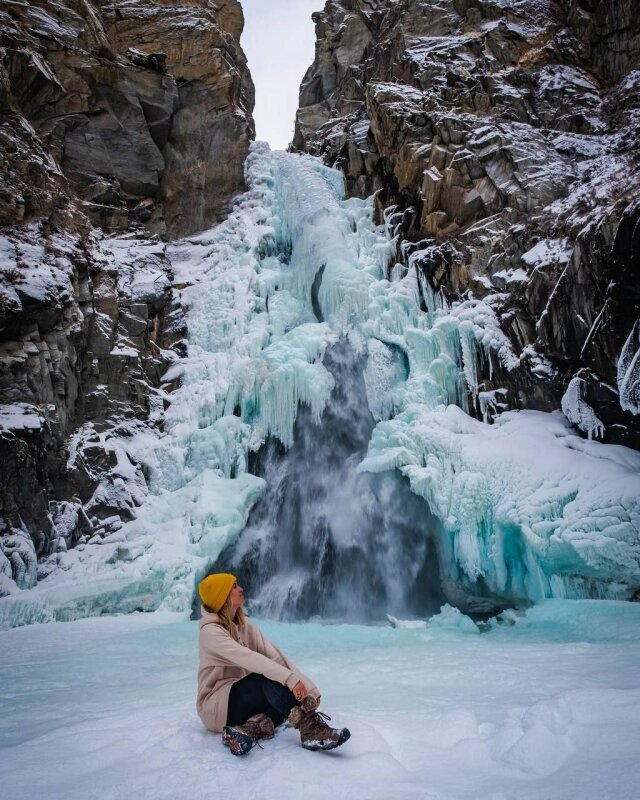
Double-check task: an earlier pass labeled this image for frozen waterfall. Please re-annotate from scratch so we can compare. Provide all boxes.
[2,143,639,628]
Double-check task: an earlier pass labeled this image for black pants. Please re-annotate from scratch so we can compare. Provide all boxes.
[226,673,298,727]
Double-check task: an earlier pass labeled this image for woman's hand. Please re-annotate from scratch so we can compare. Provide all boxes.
[292,681,306,701]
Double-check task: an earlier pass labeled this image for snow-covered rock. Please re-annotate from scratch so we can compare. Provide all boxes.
[294,0,640,448]
[0,0,254,237]
[0,0,256,603]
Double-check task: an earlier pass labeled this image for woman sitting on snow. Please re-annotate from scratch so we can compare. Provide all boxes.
[197,572,351,755]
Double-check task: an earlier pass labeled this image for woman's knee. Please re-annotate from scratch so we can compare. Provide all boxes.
[261,677,297,716]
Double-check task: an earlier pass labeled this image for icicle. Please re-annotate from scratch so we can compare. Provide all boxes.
[561,376,605,440]
[617,320,640,414]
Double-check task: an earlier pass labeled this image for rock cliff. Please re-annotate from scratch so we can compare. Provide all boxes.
[0,0,254,595]
[1,0,254,236]
[294,0,640,448]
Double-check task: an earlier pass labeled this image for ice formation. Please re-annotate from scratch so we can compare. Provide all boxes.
[1,144,639,628]
[360,407,640,602]
[561,376,605,439]
[618,320,640,415]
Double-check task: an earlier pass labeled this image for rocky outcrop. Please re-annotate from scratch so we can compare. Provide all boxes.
[0,0,254,596]
[0,222,186,593]
[1,0,254,237]
[294,0,640,447]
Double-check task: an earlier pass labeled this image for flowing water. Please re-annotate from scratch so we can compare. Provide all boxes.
[216,338,446,621]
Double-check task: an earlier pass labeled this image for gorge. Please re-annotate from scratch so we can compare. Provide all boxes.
[2,4,640,799]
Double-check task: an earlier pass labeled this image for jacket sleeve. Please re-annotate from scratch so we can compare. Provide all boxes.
[246,620,320,697]
[201,622,300,690]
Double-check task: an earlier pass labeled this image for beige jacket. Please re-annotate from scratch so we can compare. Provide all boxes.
[197,609,319,733]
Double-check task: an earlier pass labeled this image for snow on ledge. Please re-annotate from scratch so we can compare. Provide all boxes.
[0,403,45,432]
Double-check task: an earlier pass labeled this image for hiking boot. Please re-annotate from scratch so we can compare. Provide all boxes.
[222,712,275,756]
[288,695,351,751]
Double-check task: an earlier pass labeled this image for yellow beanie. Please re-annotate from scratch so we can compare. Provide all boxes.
[198,573,237,612]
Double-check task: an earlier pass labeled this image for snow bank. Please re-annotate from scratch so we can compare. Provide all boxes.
[0,403,45,431]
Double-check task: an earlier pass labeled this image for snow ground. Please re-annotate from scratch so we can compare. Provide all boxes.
[1,600,639,800]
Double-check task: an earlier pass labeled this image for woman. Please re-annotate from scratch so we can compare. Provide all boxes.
[197,572,351,755]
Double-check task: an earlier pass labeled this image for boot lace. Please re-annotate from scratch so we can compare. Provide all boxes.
[300,709,333,735]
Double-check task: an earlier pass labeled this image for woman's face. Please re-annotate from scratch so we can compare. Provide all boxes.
[228,581,245,608]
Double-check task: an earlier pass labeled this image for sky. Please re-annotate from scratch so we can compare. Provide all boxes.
[241,0,322,150]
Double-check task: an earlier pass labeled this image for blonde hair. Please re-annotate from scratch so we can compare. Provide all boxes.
[204,601,245,640]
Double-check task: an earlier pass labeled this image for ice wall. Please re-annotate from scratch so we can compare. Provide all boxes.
[2,144,639,628]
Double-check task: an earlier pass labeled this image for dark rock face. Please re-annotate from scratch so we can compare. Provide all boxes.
[100,0,255,237]
[1,0,254,237]
[294,0,640,447]
[0,0,255,596]
[0,413,52,588]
